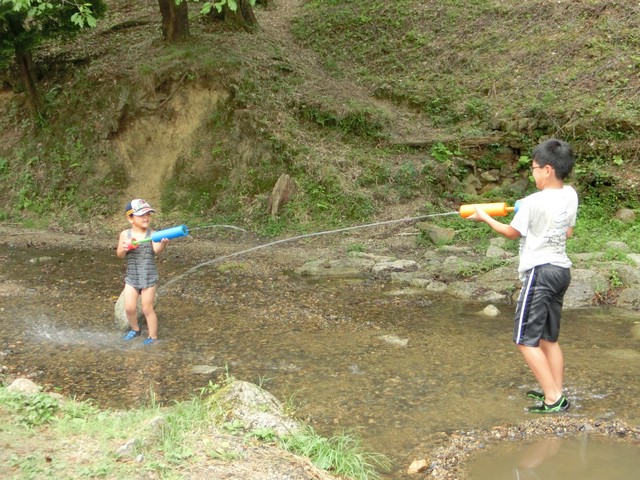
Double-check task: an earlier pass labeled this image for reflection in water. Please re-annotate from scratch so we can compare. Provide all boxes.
[468,437,640,480]
[2,244,640,478]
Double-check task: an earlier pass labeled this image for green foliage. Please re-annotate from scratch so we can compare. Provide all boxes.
[195,0,256,15]
[601,249,629,263]
[0,127,114,220]
[568,196,640,255]
[347,242,367,253]
[278,426,391,480]
[609,269,624,289]
[0,0,106,63]
[292,0,640,149]
[0,389,59,427]
[297,100,389,138]
[430,142,462,164]
[247,426,277,442]
[456,257,507,278]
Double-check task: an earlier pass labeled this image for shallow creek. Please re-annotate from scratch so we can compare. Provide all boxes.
[1,244,639,478]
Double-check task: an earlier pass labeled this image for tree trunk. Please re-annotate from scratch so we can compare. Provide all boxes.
[158,0,190,42]
[215,0,260,32]
[6,13,42,117]
[14,47,42,117]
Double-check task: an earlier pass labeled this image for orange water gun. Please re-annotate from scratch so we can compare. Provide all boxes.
[458,201,521,218]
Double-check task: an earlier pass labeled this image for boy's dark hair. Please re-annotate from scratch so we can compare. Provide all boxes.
[532,138,575,180]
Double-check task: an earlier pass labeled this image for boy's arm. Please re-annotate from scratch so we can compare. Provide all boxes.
[467,207,521,240]
[116,231,130,258]
[153,238,170,254]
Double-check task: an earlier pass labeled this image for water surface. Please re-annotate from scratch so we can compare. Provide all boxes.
[1,244,639,477]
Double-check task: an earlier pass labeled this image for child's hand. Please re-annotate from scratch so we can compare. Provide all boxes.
[152,237,170,253]
[125,239,138,251]
[468,206,492,223]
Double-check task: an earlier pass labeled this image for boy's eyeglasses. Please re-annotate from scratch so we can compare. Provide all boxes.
[531,165,545,171]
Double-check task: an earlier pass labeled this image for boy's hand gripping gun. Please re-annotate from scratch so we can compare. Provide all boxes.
[127,225,189,250]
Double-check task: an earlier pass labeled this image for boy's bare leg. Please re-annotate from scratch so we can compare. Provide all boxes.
[517,344,563,404]
[141,286,158,339]
[123,284,140,331]
[539,339,564,393]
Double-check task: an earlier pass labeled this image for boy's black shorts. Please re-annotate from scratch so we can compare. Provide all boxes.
[514,264,571,347]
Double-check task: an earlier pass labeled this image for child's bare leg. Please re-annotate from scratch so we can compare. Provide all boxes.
[141,286,158,339]
[539,339,564,393]
[517,344,562,404]
[123,284,141,331]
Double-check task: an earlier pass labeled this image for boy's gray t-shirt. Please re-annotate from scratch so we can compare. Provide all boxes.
[510,185,578,281]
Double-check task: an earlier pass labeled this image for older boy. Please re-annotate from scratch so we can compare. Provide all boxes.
[469,138,578,413]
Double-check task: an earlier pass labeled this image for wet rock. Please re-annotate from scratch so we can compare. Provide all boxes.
[615,208,636,223]
[372,259,419,274]
[294,257,374,277]
[631,323,640,341]
[378,334,409,347]
[115,439,139,460]
[7,378,41,393]
[616,287,640,310]
[116,415,169,460]
[425,280,448,292]
[407,458,428,474]
[347,251,396,262]
[417,223,456,245]
[437,256,475,282]
[605,349,640,361]
[480,170,500,182]
[448,281,506,303]
[485,245,511,258]
[0,280,27,296]
[29,256,55,264]
[215,380,300,435]
[604,241,629,252]
[563,269,606,309]
[480,305,500,317]
[626,254,640,266]
[191,365,219,375]
[478,265,518,294]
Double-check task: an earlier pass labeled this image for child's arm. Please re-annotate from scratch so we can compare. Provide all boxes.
[468,207,521,240]
[116,230,136,258]
[152,238,170,254]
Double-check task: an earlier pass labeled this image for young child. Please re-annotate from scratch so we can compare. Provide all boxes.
[116,199,170,345]
[468,138,578,413]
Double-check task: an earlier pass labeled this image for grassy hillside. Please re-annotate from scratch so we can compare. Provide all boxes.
[0,0,638,240]
[294,1,640,142]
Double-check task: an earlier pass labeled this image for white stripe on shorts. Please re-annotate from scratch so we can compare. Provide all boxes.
[516,266,536,344]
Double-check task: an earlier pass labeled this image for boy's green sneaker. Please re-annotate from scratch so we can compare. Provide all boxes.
[526,390,545,402]
[528,396,570,414]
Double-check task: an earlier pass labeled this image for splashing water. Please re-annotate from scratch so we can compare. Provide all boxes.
[160,211,458,293]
